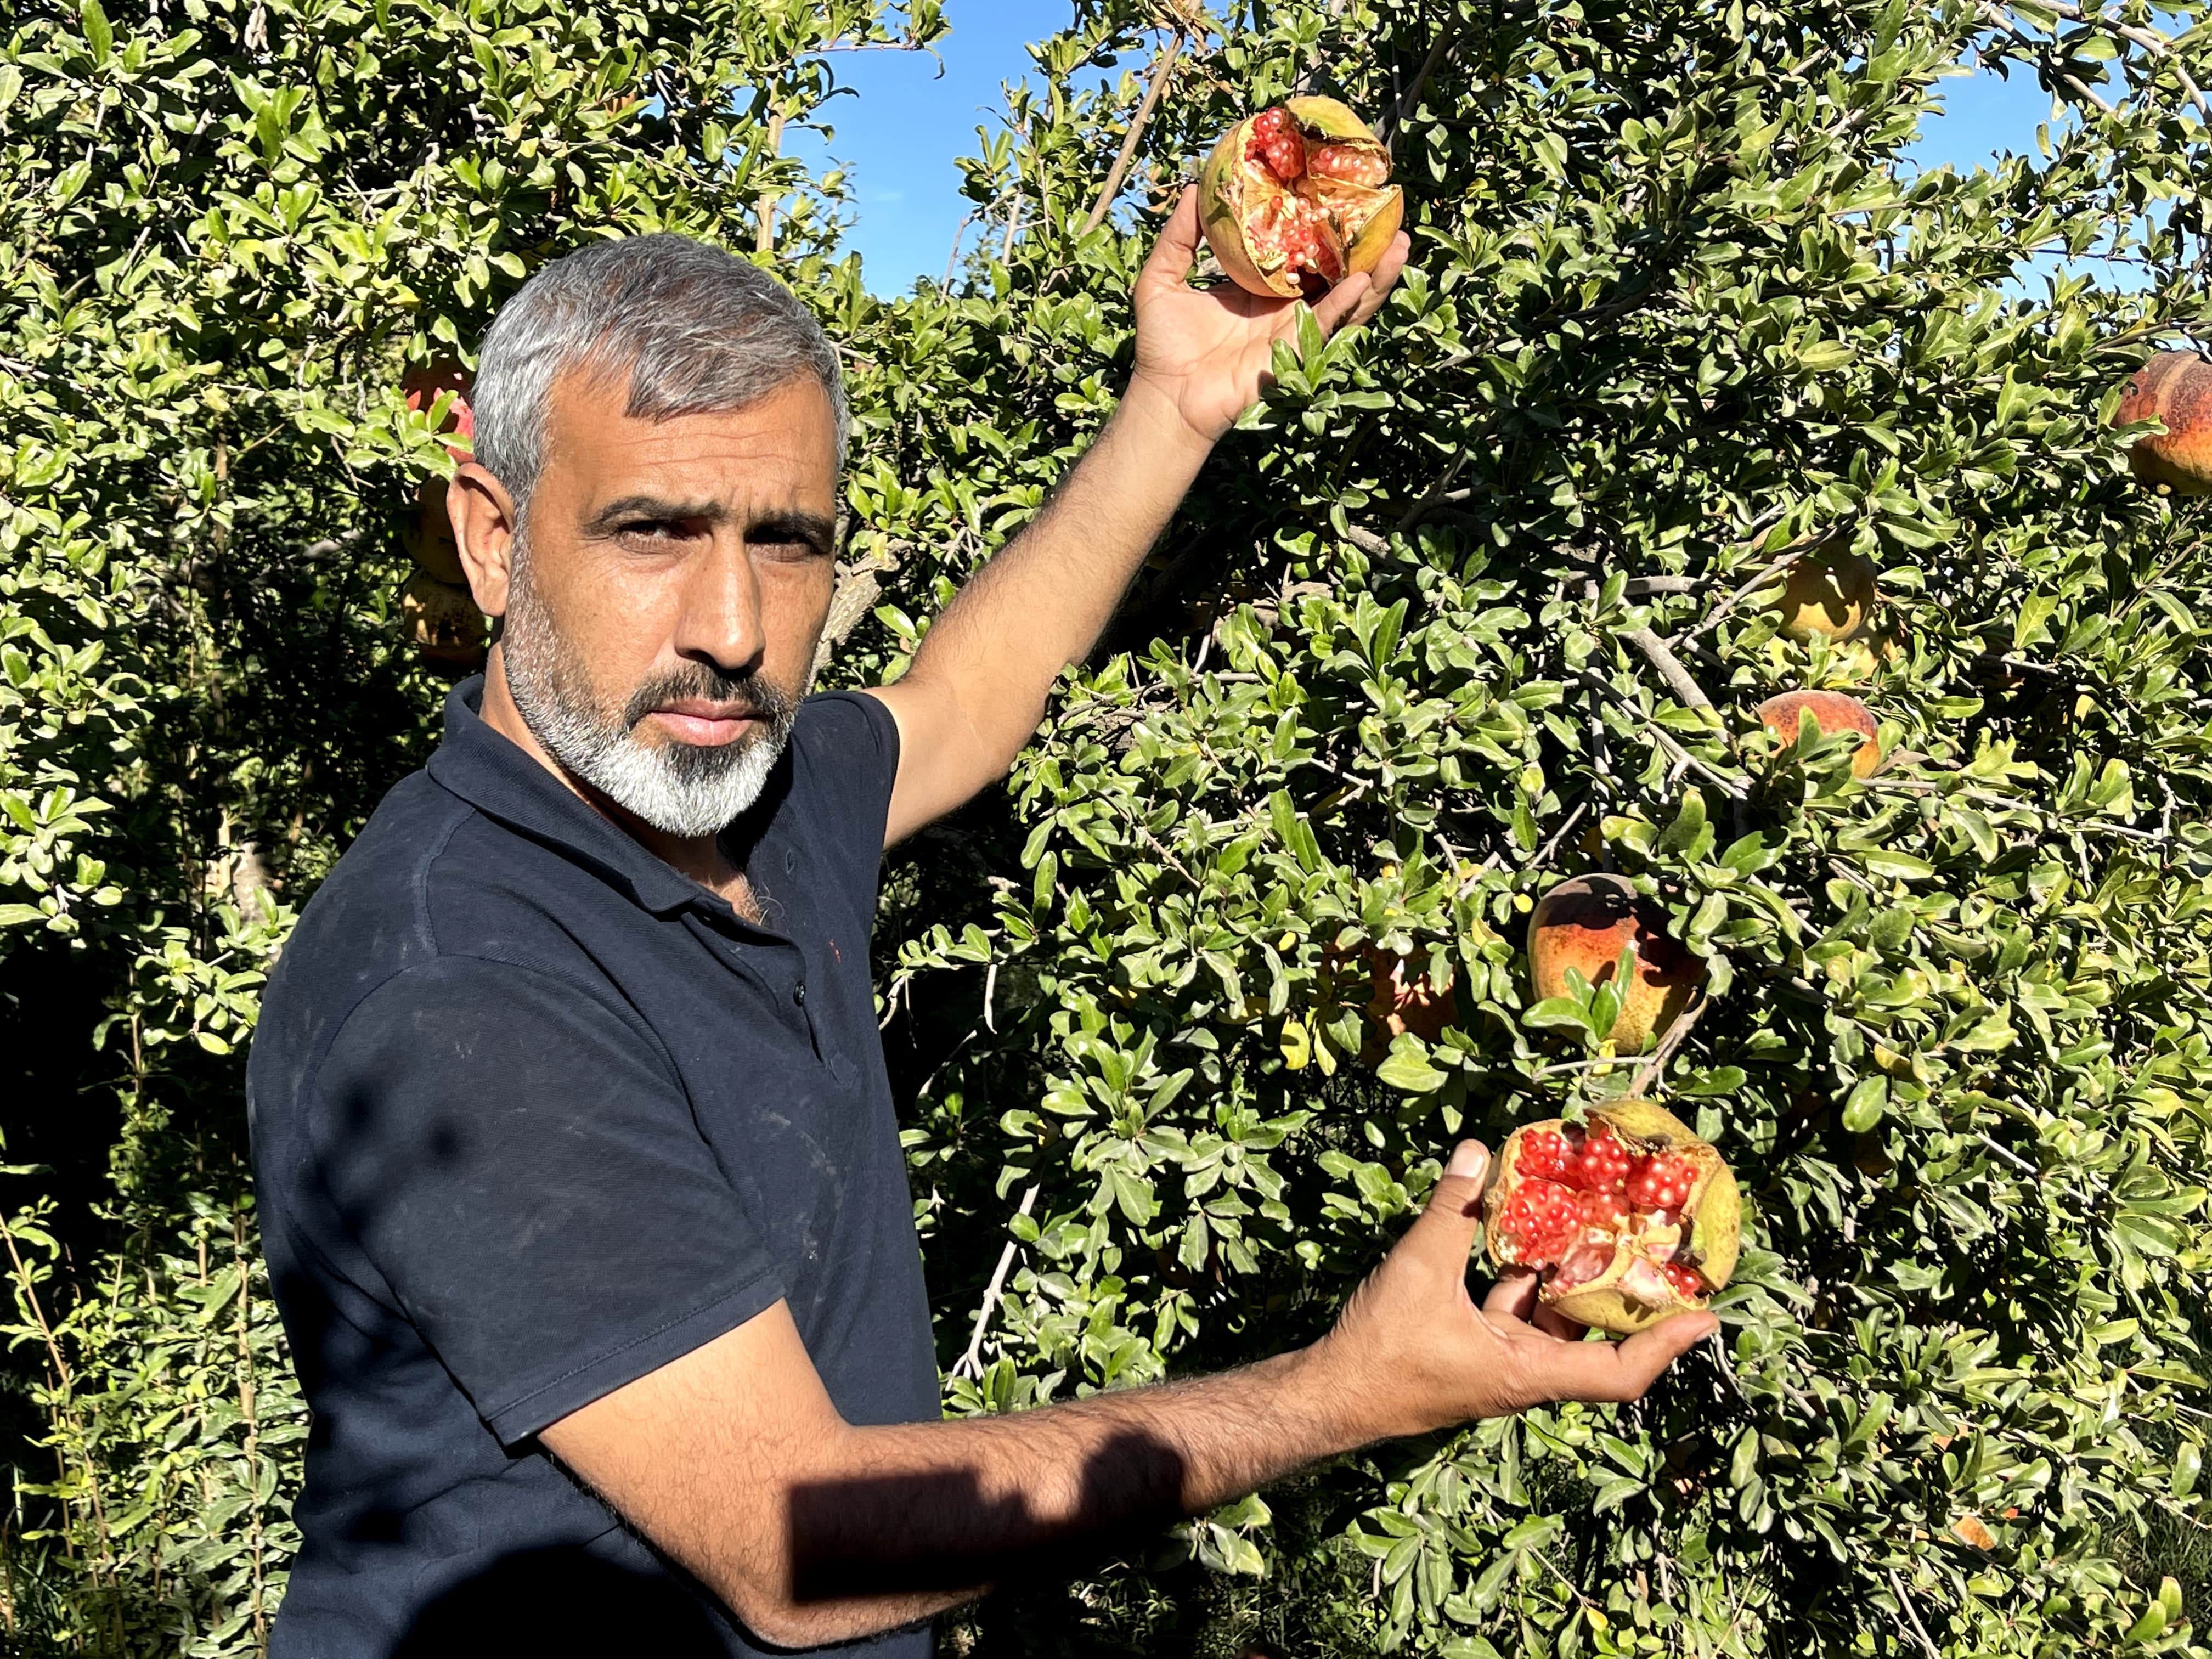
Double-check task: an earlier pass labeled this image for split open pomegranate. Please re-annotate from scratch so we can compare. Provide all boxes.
[1482,1102,1740,1335]
[1198,97,1404,300]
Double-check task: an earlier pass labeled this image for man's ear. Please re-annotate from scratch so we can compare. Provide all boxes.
[447,462,521,618]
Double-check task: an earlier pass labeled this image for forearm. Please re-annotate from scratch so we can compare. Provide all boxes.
[894,380,1214,791]
[768,1341,1365,1643]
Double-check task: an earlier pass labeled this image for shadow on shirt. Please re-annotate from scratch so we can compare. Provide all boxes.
[393,1545,732,1659]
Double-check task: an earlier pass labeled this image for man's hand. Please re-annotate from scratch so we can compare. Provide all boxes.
[1306,1141,1719,1443]
[870,187,1412,846]
[542,1141,1710,1648]
[1125,184,1412,451]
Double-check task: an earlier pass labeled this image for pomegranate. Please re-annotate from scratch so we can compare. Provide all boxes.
[1360,948,1457,1063]
[2114,350,2212,494]
[1770,548,1878,644]
[1757,689,1882,778]
[1198,97,1404,300]
[1483,1101,1740,1335]
[1527,873,1705,1053]
[402,362,475,460]
[400,364,476,585]
[399,476,469,586]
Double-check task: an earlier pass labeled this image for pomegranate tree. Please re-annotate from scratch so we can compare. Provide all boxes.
[1197,97,1404,299]
[1484,1102,1740,1335]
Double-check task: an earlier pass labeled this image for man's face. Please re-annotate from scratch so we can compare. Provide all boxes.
[470,373,841,838]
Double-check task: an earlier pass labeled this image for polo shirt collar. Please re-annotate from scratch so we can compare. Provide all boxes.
[425,676,713,917]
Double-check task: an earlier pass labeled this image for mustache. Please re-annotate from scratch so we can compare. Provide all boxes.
[619,663,797,734]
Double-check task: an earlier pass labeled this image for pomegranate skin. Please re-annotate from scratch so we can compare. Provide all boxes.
[1526,873,1704,1053]
[2116,350,2212,494]
[1758,690,1882,778]
[1482,1101,1741,1337]
[1198,97,1404,300]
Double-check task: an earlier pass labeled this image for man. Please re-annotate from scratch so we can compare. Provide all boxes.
[247,193,1715,1658]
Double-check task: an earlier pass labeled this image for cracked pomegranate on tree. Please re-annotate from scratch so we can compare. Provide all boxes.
[1483,1102,1741,1336]
[1197,97,1405,300]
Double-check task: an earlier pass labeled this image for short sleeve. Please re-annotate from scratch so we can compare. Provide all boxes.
[308,956,785,1446]
[791,690,902,893]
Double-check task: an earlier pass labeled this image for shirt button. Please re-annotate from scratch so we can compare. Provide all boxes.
[793,980,807,1007]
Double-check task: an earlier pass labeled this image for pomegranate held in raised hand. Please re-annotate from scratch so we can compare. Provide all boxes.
[1198,97,1404,300]
[1483,1101,1740,1335]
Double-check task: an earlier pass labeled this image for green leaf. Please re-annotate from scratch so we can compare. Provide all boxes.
[1376,1038,1449,1094]
[1841,1076,1887,1133]
[1521,997,1594,1033]
[80,0,113,60]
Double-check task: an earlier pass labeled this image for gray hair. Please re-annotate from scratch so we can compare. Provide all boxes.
[471,234,849,522]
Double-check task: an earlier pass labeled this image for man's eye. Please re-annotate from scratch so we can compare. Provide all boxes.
[619,521,681,541]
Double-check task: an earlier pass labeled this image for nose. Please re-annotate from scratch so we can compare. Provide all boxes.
[670,534,766,680]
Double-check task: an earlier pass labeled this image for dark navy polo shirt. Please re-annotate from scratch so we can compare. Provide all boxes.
[247,679,938,1659]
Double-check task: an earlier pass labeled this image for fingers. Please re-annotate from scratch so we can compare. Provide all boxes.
[1543,1311,1719,1406]
[1531,1302,1587,1342]
[1309,229,1414,335]
[1308,271,1373,335]
[1351,230,1413,325]
[1140,186,1205,286]
[1481,1265,1541,1322]
[1401,1141,1490,1269]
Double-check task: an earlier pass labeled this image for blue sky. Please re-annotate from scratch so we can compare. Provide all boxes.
[800,7,2069,296]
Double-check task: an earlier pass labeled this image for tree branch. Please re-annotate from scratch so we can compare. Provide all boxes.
[1626,995,1706,1099]
[1080,33,1185,236]
[954,1183,1042,1380]
[1617,625,1714,712]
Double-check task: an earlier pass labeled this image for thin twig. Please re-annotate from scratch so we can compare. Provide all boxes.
[1677,529,1837,644]
[955,1183,1042,1380]
[1080,33,1185,236]
[754,111,786,253]
[1706,1332,1751,1406]
[1886,1568,1944,1659]
[1395,445,1472,535]
[940,208,980,289]
[1626,996,1707,1099]
[1582,675,1747,799]
[1524,799,1591,878]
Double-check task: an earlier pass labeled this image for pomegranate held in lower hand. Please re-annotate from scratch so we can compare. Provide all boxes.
[1197,97,1405,300]
[1483,1102,1740,1336]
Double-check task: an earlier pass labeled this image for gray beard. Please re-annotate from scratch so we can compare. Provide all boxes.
[501,554,797,839]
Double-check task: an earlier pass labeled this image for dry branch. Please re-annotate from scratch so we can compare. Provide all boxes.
[1080,33,1185,236]
[954,1183,1042,1379]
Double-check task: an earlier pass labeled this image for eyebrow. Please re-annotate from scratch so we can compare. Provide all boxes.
[584,496,837,555]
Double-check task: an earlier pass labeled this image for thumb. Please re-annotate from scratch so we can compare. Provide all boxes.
[1406,1141,1491,1265]
[1141,186,1204,281]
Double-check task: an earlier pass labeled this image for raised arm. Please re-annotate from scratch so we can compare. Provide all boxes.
[865,188,1410,847]
[541,1143,1714,1648]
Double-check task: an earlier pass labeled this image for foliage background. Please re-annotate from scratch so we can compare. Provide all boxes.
[2,0,2208,1653]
